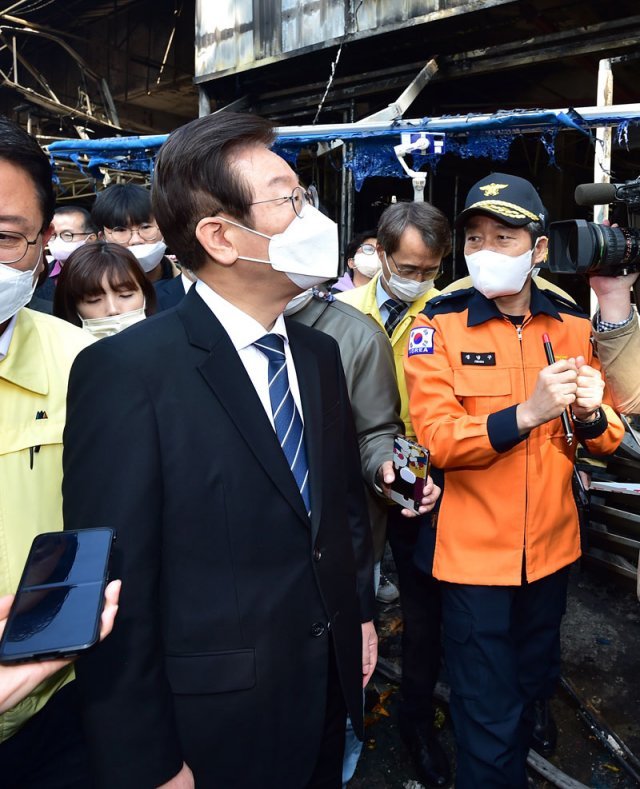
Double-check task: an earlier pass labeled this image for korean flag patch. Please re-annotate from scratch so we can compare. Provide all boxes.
[408,326,435,356]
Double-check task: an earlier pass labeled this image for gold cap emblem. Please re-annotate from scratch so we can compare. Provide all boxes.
[479,183,508,197]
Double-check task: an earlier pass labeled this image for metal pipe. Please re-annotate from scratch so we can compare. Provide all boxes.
[561,676,640,784]
[592,58,613,317]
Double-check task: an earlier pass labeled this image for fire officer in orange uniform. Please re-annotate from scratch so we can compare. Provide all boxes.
[404,173,624,788]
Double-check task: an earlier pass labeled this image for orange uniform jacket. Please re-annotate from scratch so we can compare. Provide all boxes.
[404,283,624,586]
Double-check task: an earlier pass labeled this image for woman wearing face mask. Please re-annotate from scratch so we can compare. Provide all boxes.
[53,242,156,339]
[331,230,380,293]
[91,183,176,283]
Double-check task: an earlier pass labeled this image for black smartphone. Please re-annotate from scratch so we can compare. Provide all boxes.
[0,528,114,664]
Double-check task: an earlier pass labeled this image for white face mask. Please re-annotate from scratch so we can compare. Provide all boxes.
[48,237,86,263]
[220,204,338,290]
[352,251,381,279]
[129,241,167,273]
[0,247,42,324]
[284,288,314,316]
[80,305,146,339]
[382,253,434,303]
[465,245,536,300]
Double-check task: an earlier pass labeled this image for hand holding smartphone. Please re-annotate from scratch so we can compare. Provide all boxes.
[0,528,114,664]
[386,436,431,515]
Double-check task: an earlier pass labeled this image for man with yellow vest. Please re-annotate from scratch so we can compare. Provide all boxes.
[0,117,94,786]
[338,200,452,788]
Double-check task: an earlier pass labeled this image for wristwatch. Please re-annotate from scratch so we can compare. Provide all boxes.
[571,407,603,425]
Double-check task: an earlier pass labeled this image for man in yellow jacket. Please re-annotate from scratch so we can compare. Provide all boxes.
[338,200,452,788]
[0,117,93,786]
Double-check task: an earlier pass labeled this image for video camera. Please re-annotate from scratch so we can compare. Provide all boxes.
[547,177,640,275]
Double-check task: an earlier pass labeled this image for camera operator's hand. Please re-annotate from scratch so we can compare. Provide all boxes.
[590,271,639,324]
[516,359,577,434]
[571,355,605,421]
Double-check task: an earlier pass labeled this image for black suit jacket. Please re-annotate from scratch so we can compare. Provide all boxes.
[154,274,186,311]
[63,287,374,788]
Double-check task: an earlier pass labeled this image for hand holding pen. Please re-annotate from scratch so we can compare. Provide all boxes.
[515,336,578,439]
[542,333,574,445]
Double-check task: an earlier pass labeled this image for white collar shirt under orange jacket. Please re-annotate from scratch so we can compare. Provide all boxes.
[404,283,624,586]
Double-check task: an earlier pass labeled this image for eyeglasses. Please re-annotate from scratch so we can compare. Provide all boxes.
[50,230,94,242]
[250,186,313,218]
[104,223,161,244]
[358,243,376,255]
[388,253,440,282]
[0,229,42,264]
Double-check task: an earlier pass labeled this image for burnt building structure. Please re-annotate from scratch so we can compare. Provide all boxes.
[1,1,638,269]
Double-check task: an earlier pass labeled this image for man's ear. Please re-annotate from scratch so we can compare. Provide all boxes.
[42,222,54,246]
[195,217,238,267]
[533,235,549,264]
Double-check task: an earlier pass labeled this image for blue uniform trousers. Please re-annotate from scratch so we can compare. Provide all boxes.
[442,565,570,789]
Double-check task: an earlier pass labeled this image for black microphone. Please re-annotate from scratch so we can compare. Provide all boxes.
[574,182,618,206]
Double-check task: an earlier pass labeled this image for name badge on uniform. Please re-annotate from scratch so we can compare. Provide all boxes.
[408,327,435,356]
[461,352,496,366]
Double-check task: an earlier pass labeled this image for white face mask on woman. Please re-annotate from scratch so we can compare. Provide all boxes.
[129,241,167,273]
[352,251,381,279]
[220,205,338,291]
[381,253,435,303]
[0,248,41,324]
[80,305,146,339]
[465,245,537,300]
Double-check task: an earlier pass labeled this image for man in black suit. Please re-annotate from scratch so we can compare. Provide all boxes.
[154,265,195,311]
[62,111,376,789]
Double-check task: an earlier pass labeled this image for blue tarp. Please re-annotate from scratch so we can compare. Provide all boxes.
[47,108,639,192]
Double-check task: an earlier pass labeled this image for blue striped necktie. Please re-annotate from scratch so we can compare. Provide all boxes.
[254,333,311,516]
[383,298,408,337]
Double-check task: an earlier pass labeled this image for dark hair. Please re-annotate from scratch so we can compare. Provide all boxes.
[0,116,55,228]
[92,184,153,230]
[53,241,156,326]
[152,111,275,271]
[377,202,452,259]
[523,219,546,245]
[54,205,97,234]
[346,229,377,261]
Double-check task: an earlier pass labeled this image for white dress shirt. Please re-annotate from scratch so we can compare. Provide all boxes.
[181,273,194,294]
[195,279,304,429]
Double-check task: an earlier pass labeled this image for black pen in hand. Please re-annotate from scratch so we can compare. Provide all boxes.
[542,333,573,446]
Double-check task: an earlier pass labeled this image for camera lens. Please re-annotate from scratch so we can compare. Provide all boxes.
[548,220,640,274]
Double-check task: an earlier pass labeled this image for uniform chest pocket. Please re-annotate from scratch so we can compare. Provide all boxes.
[452,368,512,416]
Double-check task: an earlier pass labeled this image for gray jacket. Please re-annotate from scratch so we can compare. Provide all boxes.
[289,293,403,561]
